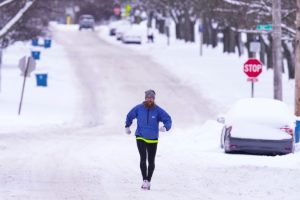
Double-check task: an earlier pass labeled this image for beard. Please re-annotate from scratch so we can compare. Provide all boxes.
[143,100,155,108]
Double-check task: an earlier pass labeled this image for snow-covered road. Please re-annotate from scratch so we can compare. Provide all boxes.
[53,27,216,128]
[1,26,300,200]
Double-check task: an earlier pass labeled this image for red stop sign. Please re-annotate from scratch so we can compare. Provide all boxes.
[243,58,263,78]
[113,7,121,16]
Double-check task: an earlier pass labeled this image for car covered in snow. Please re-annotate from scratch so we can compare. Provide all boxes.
[218,98,295,155]
[114,21,131,41]
[78,14,95,30]
[108,20,127,36]
[121,25,143,44]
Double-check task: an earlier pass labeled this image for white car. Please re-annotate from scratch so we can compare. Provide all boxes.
[218,98,295,155]
[122,25,143,44]
[109,20,127,36]
[114,21,131,41]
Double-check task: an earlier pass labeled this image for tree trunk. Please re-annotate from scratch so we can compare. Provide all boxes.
[157,18,165,34]
[259,35,266,65]
[180,17,186,41]
[235,32,243,57]
[183,9,190,42]
[211,28,218,48]
[175,14,184,40]
[175,23,181,39]
[229,28,236,53]
[190,20,195,42]
[265,35,273,70]
[245,33,255,58]
[203,16,212,46]
[223,27,230,53]
[282,41,295,79]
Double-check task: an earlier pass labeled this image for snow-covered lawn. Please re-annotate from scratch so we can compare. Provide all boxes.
[0,38,79,131]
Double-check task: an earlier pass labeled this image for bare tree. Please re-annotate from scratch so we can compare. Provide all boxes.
[0,0,115,48]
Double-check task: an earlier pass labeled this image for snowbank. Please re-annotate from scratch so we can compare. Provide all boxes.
[0,39,79,131]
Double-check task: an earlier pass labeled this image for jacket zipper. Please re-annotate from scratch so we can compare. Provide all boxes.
[147,109,150,125]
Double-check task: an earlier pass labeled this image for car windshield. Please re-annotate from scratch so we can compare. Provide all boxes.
[80,15,94,20]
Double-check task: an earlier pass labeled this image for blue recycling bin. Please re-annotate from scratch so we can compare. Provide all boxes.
[295,120,300,143]
[35,74,48,87]
[31,51,41,60]
[32,39,39,46]
[44,39,52,48]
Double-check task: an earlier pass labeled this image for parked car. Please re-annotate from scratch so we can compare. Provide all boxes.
[115,23,130,40]
[122,25,143,44]
[109,28,116,36]
[78,14,95,30]
[218,98,295,155]
[108,20,124,36]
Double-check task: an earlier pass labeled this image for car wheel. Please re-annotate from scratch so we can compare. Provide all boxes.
[291,142,295,154]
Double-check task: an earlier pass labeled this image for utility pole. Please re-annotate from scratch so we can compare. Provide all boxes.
[0,48,2,92]
[199,17,203,56]
[295,0,300,115]
[272,0,283,100]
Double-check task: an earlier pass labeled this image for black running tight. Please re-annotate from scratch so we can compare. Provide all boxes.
[136,140,157,182]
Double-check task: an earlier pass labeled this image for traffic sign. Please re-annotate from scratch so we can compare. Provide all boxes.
[113,7,121,16]
[247,77,258,82]
[18,56,36,115]
[249,41,261,53]
[18,56,27,72]
[19,56,36,77]
[256,24,272,31]
[243,58,263,78]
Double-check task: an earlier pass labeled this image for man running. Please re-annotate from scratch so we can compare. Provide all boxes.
[125,89,172,190]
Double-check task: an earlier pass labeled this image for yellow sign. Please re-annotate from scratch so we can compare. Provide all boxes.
[125,4,132,17]
[66,16,72,25]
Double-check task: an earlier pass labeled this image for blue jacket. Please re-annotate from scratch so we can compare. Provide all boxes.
[125,103,172,139]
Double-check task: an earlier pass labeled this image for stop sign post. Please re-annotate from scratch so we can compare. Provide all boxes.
[243,58,263,98]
